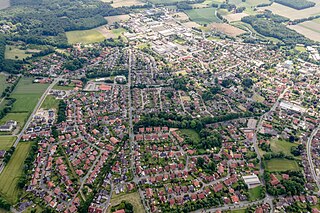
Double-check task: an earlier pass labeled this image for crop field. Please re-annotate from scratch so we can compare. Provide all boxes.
[223,13,248,22]
[229,0,271,6]
[104,14,130,25]
[101,0,144,7]
[5,45,32,60]
[0,142,33,204]
[66,29,106,44]
[210,23,246,37]
[0,136,16,150]
[185,8,222,25]
[263,2,320,20]
[96,26,127,40]
[108,192,145,213]
[10,77,48,113]
[0,0,10,9]
[288,21,320,42]
[265,159,300,172]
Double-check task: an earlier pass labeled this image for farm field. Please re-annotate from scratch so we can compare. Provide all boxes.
[101,0,144,7]
[0,136,16,150]
[262,2,320,20]
[96,26,127,40]
[210,23,246,37]
[185,8,222,25]
[104,14,130,25]
[0,0,9,9]
[270,139,299,157]
[265,158,300,172]
[223,13,248,22]
[147,0,185,4]
[288,21,320,42]
[107,192,145,213]
[66,29,105,44]
[10,77,48,113]
[0,142,33,204]
[229,0,270,6]
[5,45,32,60]
[41,95,59,110]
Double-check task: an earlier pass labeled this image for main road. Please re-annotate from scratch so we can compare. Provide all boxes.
[307,125,320,193]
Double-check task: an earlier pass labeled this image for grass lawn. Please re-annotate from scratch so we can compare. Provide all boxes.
[252,93,265,103]
[10,77,49,113]
[270,139,299,157]
[295,46,307,52]
[185,8,222,25]
[0,142,33,204]
[41,95,59,110]
[248,185,263,201]
[265,158,300,172]
[66,29,105,44]
[179,129,200,143]
[0,136,16,151]
[0,112,29,132]
[52,85,75,91]
[108,192,145,213]
[5,45,32,60]
[0,74,8,95]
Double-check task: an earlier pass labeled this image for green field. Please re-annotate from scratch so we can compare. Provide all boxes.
[0,142,33,204]
[52,85,75,91]
[185,8,222,25]
[108,192,145,213]
[0,74,8,95]
[5,45,32,60]
[265,158,300,172]
[179,129,200,143]
[41,95,59,110]
[66,29,105,44]
[0,136,16,150]
[270,139,299,157]
[148,0,185,4]
[10,77,48,113]
[0,112,29,132]
[248,186,263,201]
[229,0,270,7]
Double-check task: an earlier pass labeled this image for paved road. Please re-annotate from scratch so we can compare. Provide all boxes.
[307,125,320,193]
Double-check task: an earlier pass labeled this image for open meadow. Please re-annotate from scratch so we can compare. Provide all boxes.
[270,139,299,157]
[185,8,222,25]
[0,142,33,204]
[0,136,16,150]
[265,158,300,172]
[210,23,246,37]
[41,95,59,110]
[108,192,145,213]
[5,45,32,60]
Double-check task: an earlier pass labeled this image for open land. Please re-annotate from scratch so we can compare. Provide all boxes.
[210,23,246,37]
[265,159,300,172]
[0,136,16,150]
[0,142,33,204]
[104,14,130,25]
[108,192,145,213]
[66,29,106,44]
[288,21,320,42]
[185,8,222,25]
[5,45,32,60]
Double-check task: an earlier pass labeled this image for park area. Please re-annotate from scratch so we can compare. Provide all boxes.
[0,142,33,204]
[185,8,221,25]
[108,192,145,213]
[264,158,300,172]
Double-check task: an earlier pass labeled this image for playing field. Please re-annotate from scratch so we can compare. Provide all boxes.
[10,77,48,113]
[0,142,33,204]
[5,45,32,60]
[108,192,145,213]
[66,29,106,44]
[185,8,222,25]
[0,136,16,150]
[265,158,300,172]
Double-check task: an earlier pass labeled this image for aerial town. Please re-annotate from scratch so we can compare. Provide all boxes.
[0,1,319,213]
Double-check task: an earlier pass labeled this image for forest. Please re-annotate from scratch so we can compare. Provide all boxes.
[274,0,316,10]
[0,0,129,46]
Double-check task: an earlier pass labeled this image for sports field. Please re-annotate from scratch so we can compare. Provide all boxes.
[265,158,300,172]
[66,29,106,44]
[0,136,16,150]
[0,142,33,204]
[185,8,222,25]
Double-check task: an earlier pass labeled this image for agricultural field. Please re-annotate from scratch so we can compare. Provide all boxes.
[229,0,270,7]
[66,29,106,44]
[270,139,299,157]
[41,95,59,110]
[104,14,130,25]
[265,158,300,172]
[223,13,248,22]
[10,77,49,113]
[262,2,320,20]
[0,136,16,150]
[288,21,320,42]
[210,23,246,37]
[0,142,33,204]
[52,85,75,91]
[101,0,144,7]
[96,26,127,40]
[173,12,190,22]
[146,0,185,4]
[0,0,9,10]
[107,192,145,213]
[185,8,222,25]
[5,45,32,60]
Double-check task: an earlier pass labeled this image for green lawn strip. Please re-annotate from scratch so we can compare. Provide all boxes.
[265,158,300,172]
[248,185,263,201]
[0,142,33,204]
[0,136,16,150]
